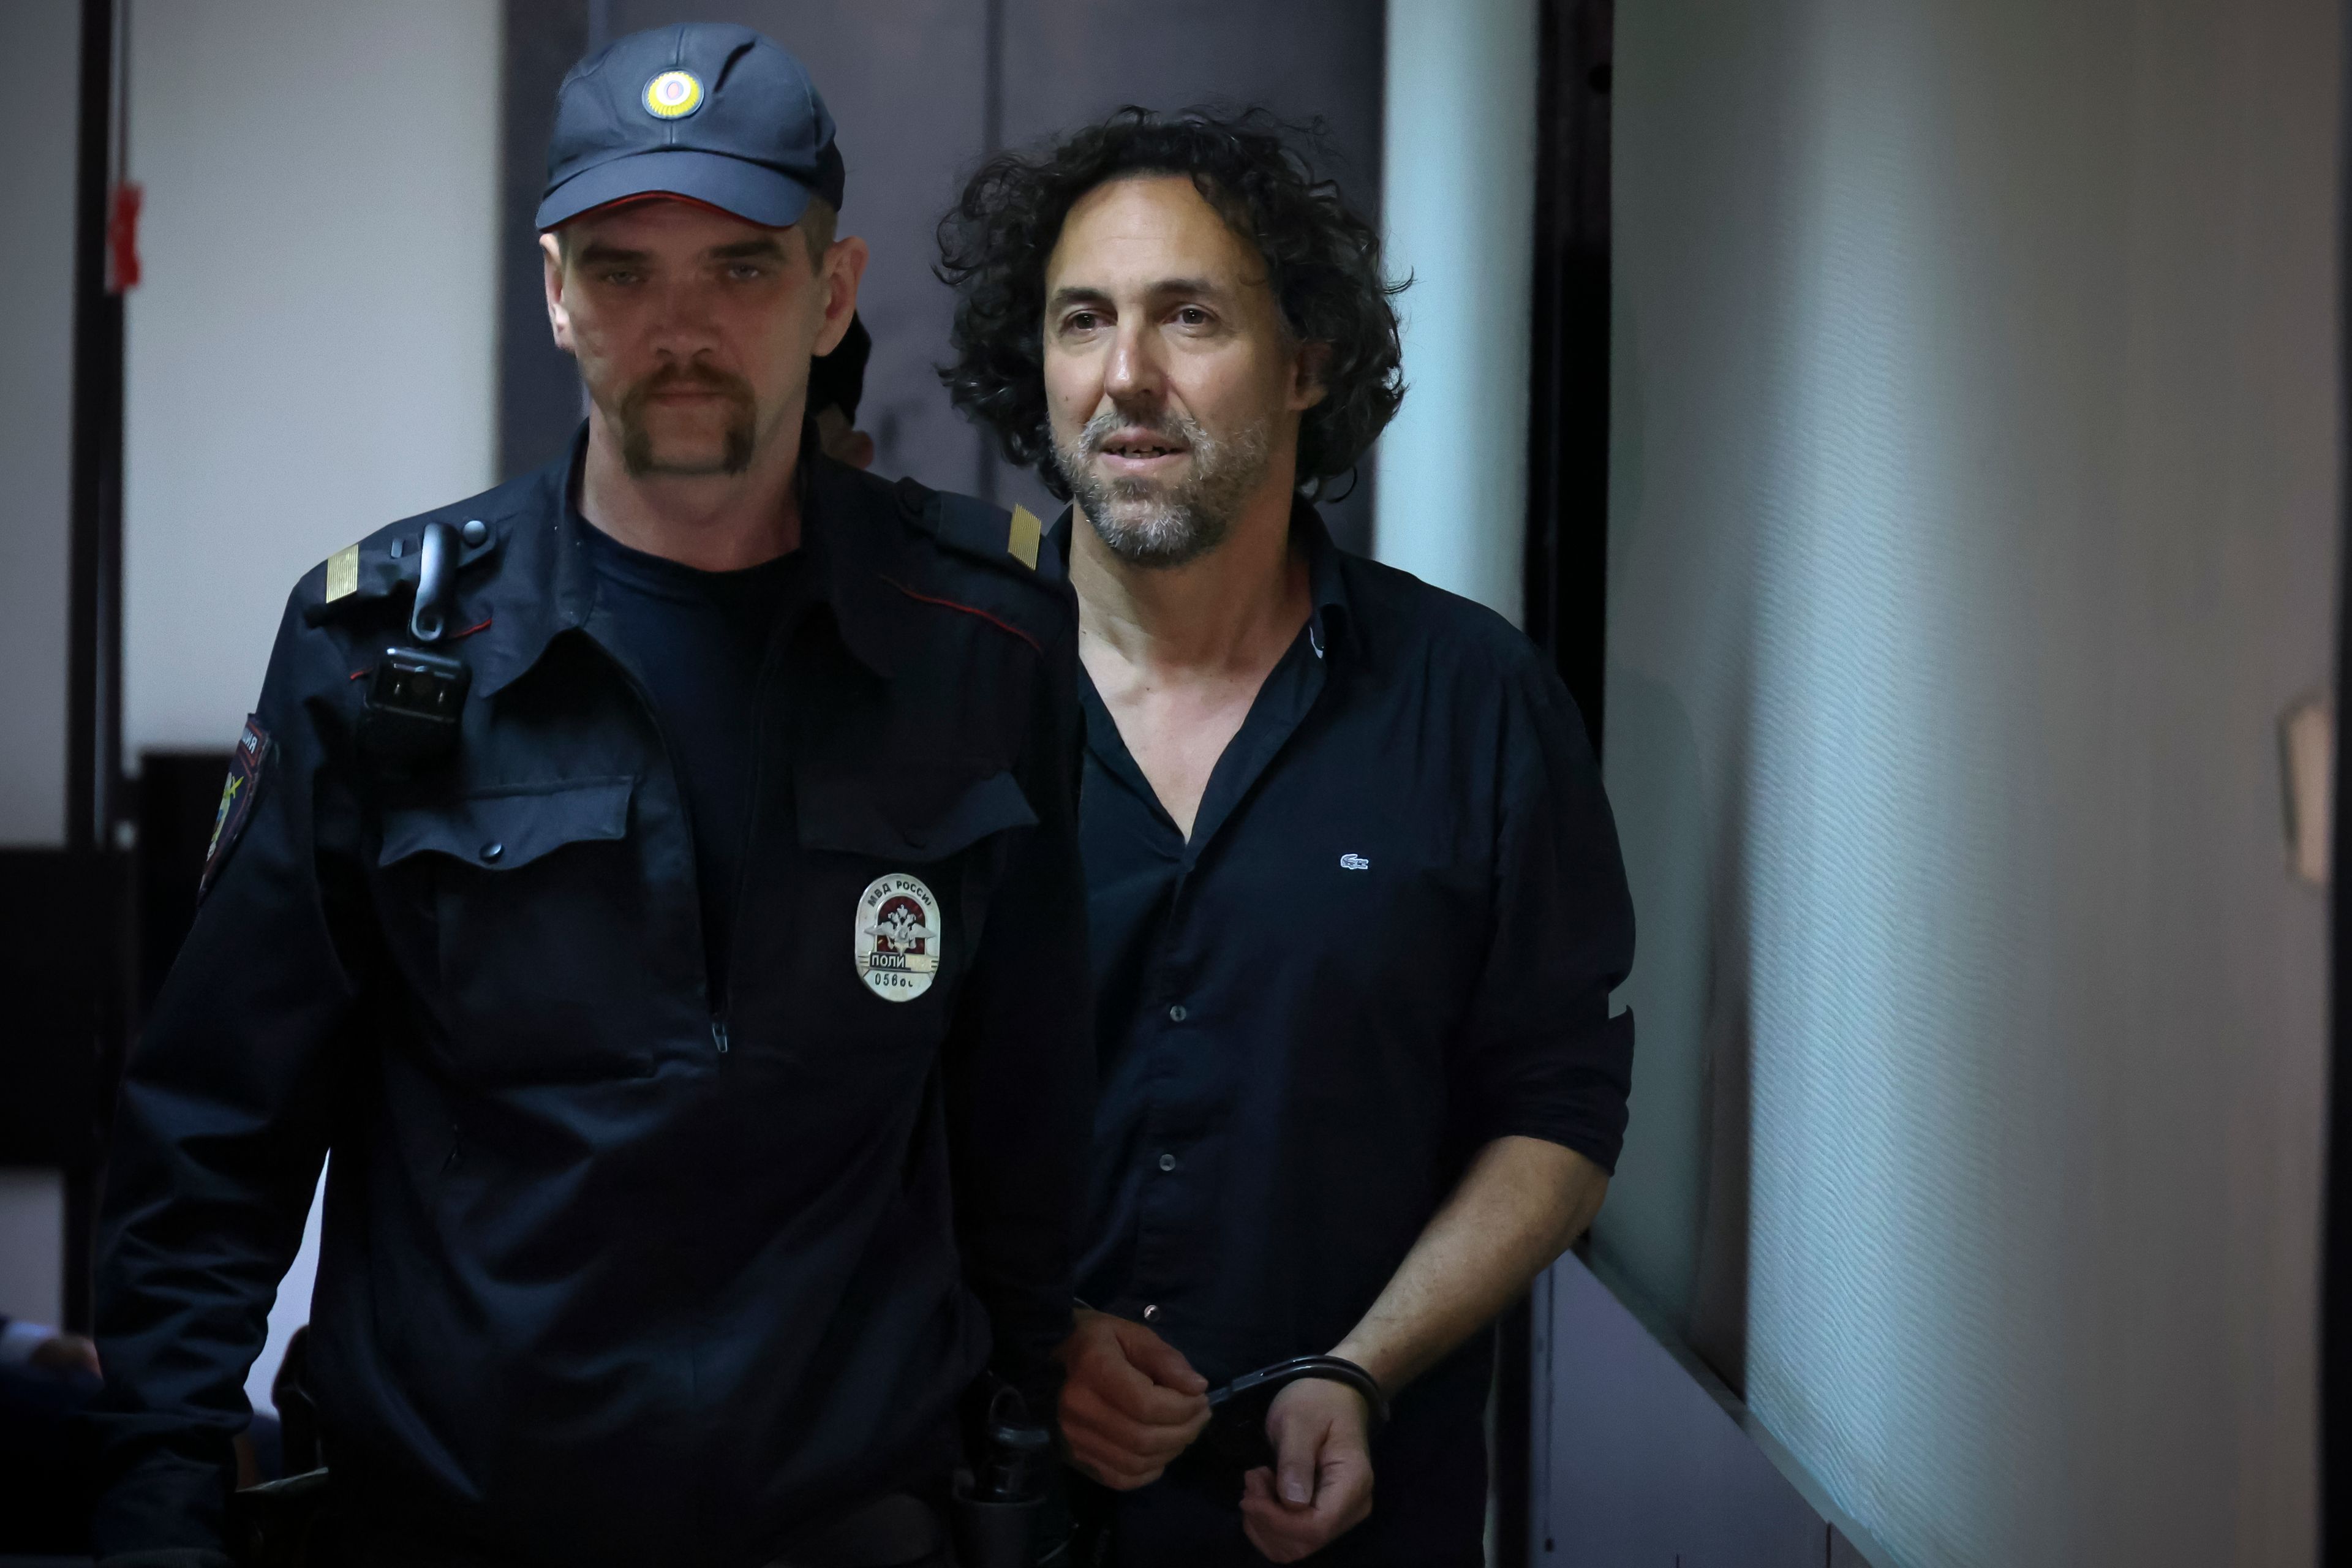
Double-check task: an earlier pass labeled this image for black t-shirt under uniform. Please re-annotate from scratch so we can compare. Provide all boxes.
[579,516,808,1008]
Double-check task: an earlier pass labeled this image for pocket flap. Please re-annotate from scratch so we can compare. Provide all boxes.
[380,777,634,871]
[799,765,1036,862]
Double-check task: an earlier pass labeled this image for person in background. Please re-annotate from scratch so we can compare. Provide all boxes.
[87,23,1090,1568]
[938,110,1637,1566]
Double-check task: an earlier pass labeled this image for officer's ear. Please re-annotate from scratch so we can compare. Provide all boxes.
[812,235,869,358]
[541,231,578,356]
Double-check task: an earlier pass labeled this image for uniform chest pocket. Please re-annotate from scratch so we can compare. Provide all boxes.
[380,777,634,872]
[783,763,1037,1026]
[797,764,1037,862]
[377,777,662,1084]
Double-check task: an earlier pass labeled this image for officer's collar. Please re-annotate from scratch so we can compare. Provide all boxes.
[475,421,900,696]
[801,446,911,679]
[1042,491,1359,660]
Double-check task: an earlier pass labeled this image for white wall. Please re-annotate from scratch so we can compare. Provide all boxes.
[1372,0,1537,621]
[124,0,502,1411]
[0,1170,67,1329]
[126,0,502,755]
[1597,1,2334,1564]
[0,0,80,845]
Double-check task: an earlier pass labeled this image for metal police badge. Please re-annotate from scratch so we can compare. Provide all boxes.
[855,873,941,1002]
[643,69,704,119]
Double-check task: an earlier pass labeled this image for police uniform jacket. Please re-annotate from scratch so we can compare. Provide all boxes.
[88,436,1093,1568]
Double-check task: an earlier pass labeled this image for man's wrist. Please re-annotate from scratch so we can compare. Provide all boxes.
[1325,1340,1393,1401]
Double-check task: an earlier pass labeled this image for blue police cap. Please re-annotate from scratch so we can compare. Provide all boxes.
[535,23,846,233]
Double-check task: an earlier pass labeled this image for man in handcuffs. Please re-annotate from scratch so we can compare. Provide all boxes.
[939,110,1639,1566]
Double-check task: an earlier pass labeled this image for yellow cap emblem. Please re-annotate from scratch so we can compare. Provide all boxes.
[643,70,704,119]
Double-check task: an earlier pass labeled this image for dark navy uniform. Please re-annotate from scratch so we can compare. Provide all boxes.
[88,435,1091,1568]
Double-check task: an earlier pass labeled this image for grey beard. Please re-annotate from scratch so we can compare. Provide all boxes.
[1058,408,1272,570]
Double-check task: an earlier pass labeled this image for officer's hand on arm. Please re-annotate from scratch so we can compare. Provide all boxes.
[1054,1308,1211,1488]
[1237,1376,1375,1562]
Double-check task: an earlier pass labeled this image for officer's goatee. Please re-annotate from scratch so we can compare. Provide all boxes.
[615,362,759,477]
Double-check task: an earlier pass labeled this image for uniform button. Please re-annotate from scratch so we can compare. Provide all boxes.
[481,842,503,862]
[1158,1152,1177,1173]
[1142,1304,1161,1322]
[1167,1004,1188,1023]
[461,518,489,547]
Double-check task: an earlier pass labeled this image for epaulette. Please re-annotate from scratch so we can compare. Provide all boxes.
[893,477,1052,588]
[302,510,507,627]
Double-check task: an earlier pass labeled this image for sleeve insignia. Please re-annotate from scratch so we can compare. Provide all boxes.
[199,715,270,897]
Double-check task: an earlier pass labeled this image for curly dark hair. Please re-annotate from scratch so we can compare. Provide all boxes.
[936,107,1406,501]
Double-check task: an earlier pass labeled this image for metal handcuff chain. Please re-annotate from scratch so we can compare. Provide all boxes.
[1190,1354,1390,1487]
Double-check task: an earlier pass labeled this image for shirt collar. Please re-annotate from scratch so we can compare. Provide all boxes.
[1291,494,1356,662]
[476,420,899,696]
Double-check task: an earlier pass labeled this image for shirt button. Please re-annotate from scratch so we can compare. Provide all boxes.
[481,842,503,862]
[1158,1152,1177,1173]
[1167,1004,1188,1023]
[1142,1304,1161,1322]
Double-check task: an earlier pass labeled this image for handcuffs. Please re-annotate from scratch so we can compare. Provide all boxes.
[1186,1354,1391,1489]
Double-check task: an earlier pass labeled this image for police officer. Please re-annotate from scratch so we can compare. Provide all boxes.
[88,23,1090,1568]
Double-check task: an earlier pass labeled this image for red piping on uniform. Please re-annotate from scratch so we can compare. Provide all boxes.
[878,577,1041,654]
[349,669,370,681]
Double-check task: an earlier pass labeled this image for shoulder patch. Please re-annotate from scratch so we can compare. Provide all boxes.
[1007,505,1043,570]
[922,489,1047,581]
[325,543,361,603]
[199,715,270,897]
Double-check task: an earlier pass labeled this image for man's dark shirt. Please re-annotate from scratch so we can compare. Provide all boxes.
[1061,504,1635,1566]
[89,434,1093,1568]
[578,519,807,1003]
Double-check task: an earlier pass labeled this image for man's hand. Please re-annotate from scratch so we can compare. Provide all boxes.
[1238,1376,1374,1562]
[1055,1309,1211,1489]
[25,1332,100,1381]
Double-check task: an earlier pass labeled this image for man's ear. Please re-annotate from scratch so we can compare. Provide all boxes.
[812,235,870,356]
[541,232,576,355]
[1291,339,1333,413]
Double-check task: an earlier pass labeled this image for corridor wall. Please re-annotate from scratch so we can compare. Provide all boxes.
[125,0,500,755]
[1592,0,2337,1561]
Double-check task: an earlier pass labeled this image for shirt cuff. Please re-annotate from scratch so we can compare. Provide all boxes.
[0,1317,55,1365]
